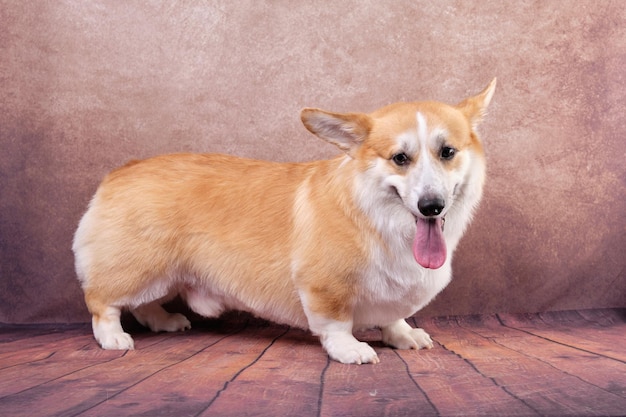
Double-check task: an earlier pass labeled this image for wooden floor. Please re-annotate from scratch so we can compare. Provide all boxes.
[0,309,624,417]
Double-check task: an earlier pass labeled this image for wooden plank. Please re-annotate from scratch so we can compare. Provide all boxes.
[499,309,626,362]
[76,321,291,417]
[431,315,626,416]
[0,332,124,397]
[0,322,244,417]
[0,346,59,371]
[0,320,190,398]
[455,314,626,397]
[0,324,89,354]
[393,317,540,416]
[319,347,439,417]
[197,328,325,417]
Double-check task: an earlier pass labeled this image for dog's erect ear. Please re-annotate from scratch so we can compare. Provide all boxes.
[456,78,497,129]
[300,108,372,155]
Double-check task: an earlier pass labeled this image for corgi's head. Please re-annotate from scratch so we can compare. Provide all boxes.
[301,79,496,269]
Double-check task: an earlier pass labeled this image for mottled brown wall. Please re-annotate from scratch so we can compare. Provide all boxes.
[1,1,624,323]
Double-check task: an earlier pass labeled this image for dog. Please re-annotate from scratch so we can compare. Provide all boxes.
[73,79,496,364]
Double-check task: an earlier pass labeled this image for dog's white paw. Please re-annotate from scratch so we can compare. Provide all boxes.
[92,308,135,350]
[406,327,434,349]
[98,332,135,350]
[382,320,434,350]
[132,304,192,333]
[322,333,380,364]
[304,307,379,364]
[149,313,192,333]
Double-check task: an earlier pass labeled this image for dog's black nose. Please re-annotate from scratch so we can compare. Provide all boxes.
[418,197,445,217]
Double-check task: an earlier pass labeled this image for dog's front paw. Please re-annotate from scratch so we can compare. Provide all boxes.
[406,327,434,349]
[382,320,434,350]
[322,333,380,364]
[98,332,135,350]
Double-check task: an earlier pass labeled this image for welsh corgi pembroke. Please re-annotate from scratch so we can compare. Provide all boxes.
[73,79,496,364]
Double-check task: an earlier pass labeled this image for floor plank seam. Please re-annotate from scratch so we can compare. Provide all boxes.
[0,351,55,372]
[393,349,441,416]
[316,355,331,417]
[496,338,625,400]
[437,338,543,417]
[70,323,251,417]
[0,350,129,402]
[458,320,626,400]
[195,326,291,417]
[495,313,626,364]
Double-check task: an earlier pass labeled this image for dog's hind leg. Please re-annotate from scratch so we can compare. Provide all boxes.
[181,286,225,319]
[85,292,134,350]
[131,302,191,333]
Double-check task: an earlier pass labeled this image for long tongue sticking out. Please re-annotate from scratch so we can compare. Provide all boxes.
[412,218,447,269]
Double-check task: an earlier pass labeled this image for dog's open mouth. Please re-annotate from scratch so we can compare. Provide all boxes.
[412,217,447,269]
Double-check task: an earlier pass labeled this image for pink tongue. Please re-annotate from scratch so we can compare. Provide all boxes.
[412,218,447,269]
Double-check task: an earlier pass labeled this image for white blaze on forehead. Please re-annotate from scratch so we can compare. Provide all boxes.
[415,111,449,150]
[393,111,448,162]
[395,111,431,156]
[416,111,429,146]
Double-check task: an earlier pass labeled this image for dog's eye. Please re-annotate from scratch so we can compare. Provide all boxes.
[440,146,456,160]
[392,153,410,166]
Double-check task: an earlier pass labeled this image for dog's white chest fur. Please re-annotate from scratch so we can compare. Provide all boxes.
[355,251,452,329]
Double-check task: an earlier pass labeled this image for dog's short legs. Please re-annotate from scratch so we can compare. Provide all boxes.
[381,319,434,350]
[299,289,378,364]
[85,291,134,350]
[131,302,191,333]
[320,328,380,365]
[182,287,224,318]
[91,305,135,350]
[307,315,379,364]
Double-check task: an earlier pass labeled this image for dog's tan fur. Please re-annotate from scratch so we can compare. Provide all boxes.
[73,79,495,364]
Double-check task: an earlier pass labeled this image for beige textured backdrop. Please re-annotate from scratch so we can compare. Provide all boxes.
[1,1,624,323]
